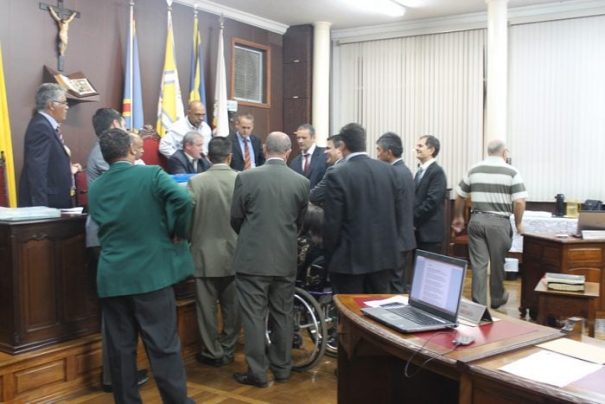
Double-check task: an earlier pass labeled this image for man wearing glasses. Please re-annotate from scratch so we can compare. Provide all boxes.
[19,83,80,208]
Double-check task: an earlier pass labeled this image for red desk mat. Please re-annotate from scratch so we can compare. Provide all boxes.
[354,296,539,349]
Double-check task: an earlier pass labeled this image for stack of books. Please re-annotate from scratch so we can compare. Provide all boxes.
[545,272,585,292]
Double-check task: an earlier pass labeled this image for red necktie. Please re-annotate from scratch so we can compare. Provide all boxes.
[243,138,251,170]
[303,153,310,175]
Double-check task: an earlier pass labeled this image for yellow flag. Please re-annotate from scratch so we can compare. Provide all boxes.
[0,42,16,207]
[156,7,184,136]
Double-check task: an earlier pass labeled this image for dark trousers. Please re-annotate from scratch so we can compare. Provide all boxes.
[330,269,393,294]
[101,287,191,404]
[390,251,410,293]
[416,242,443,254]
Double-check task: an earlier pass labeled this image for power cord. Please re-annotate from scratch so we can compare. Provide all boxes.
[403,327,463,378]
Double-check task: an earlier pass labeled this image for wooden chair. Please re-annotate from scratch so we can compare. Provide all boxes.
[140,132,167,170]
[74,171,88,207]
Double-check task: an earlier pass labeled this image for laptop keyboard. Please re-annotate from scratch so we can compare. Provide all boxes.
[387,306,440,325]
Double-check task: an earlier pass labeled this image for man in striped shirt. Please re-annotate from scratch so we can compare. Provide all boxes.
[452,140,527,309]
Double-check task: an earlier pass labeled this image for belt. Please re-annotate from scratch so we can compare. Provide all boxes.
[471,211,510,219]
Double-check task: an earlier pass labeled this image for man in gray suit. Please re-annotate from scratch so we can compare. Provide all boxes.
[231,132,309,388]
[188,137,240,368]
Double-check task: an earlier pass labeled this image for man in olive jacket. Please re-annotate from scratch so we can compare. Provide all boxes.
[88,128,194,403]
[231,131,309,388]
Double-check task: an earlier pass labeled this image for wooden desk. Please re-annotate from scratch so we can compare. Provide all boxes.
[535,280,600,337]
[0,216,99,354]
[521,234,605,319]
[462,335,605,403]
[335,295,561,403]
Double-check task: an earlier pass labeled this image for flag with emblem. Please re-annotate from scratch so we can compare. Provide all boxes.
[188,9,207,119]
[122,2,144,130]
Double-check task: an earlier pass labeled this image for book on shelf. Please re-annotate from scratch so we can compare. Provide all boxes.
[54,73,98,97]
[545,272,585,292]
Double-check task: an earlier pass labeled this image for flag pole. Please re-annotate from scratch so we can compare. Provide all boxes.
[128,0,134,130]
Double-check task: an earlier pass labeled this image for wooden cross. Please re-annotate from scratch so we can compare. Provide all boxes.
[39,0,80,71]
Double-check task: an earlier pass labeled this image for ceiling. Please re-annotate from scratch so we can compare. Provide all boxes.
[201,0,574,30]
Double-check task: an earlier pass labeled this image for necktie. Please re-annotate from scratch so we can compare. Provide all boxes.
[56,126,71,157]
[243,138,251,170]
[192,159,198,173]
[415,167,424,185]
[303,153,310,175]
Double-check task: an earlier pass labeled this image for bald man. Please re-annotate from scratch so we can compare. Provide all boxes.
[159,100,212,157]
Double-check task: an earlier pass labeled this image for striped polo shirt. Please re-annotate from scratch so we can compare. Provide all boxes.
[456,156,528,216]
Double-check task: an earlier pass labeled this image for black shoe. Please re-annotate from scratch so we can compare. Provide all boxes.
[100,369,149,393]
[233,372,268,388]
[490,291,510,309]
[196,353,233,367]
[274,375,290,384]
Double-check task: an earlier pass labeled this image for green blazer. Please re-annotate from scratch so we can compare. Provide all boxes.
[231,159,309,277]
[88,161,194,297]
[188,164,238,277]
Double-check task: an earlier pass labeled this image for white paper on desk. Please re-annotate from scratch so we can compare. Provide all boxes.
[60,207,84,214]
[364,295,408,308]
[499,350,602,387]
[538,338,605,364]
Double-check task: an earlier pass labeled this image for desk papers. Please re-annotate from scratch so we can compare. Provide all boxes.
[500,350,602,387]
[538,338,605,364]
[364,295,408,308]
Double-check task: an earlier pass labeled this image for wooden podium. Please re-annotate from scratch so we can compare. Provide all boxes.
[0,216,100,354]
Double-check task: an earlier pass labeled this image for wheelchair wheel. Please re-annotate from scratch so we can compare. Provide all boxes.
[291,287,327,372]
[323,299,338,357]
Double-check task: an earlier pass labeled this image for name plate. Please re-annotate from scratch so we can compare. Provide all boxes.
[458,299,492,326]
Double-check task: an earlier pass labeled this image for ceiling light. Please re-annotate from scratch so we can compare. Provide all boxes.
[346,0,406,17]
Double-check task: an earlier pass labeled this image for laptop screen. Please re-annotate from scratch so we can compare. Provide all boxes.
[409,250,467,318]
[577,211,605,232]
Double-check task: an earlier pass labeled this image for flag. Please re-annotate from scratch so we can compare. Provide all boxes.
[213,18,229,137]
[156,1,184,136]
[188,10,207,120]
[0,42,16,207]
[122,4,144,130]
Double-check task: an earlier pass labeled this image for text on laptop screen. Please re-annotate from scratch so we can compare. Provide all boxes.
[409,255,465,315]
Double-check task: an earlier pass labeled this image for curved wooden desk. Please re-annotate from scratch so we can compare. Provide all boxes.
[334,295,575,404]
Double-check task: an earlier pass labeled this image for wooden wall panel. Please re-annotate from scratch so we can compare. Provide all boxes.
[0,0,283,188]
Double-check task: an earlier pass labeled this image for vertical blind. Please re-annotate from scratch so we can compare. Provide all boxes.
[508,15,605,202]
[332,29,486,191]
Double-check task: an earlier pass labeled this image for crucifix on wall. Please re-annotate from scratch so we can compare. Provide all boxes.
[39,0,80,71]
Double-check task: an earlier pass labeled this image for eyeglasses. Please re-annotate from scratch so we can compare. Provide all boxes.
[53,99,68,105]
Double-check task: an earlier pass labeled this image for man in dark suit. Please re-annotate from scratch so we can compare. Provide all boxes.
[231,132,309,388]
[18,83,80,208]
[289,123,327,188]
[414,135,447,253]
[323,123,403,294]
[228,113,265,171]
[88,128,194,403]
[309,134,343,207]
[376,132,417,292]
[167,131,211,174]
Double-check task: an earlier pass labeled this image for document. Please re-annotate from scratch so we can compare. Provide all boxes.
[500,350,602,387]
[538,338,605,364]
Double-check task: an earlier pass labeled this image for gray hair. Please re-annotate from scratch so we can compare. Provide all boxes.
[36,83,65,111]
[265,131,291,154]
[182,131,202,147]
[487,139,506,156]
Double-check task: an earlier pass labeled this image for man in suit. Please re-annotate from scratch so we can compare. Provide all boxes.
[18,83,81,208]
[414,135,448,254]
[231,132,309,387]
[159,100,212,157]
[167,131,211,174]
[289,124,327,188]
[188,137,240,368]
[85,108,149,392]
[376,132,416,292]
[323,123,403,294]
[88,128,194,403]
[228,113,265,171]
[309,134,343,207]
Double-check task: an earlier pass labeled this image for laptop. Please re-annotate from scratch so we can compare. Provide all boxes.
[576,211,605,236]
[362,250,467,333]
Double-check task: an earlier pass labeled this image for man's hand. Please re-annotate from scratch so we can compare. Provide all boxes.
[516,223,525,235]
[451,216,465,233]
[71,162,82,174]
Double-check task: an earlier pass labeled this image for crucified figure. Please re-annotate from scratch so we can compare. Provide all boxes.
[49,7,77,56]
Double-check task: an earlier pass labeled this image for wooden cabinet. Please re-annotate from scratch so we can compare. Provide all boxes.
[521,233,605,319]
[0,216,99,354]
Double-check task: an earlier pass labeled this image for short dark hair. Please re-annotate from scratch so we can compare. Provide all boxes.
[99,128,130,163]
[92,108,122,137]
[208,137,232,164]
[297,123,316,138]
[376,132,403,158]
[339,123,366,153]
[420,135,440,158]
[327,134,343,148]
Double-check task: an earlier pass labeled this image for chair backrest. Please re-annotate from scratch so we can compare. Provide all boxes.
[141,136,167,169]
[74,171,88,207]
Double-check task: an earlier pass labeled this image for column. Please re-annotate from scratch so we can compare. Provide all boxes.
[485,0,508,149]
[312,21,331,146]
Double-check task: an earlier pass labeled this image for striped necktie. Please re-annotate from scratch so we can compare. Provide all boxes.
[243,138,251,170]
[415,167,424,185]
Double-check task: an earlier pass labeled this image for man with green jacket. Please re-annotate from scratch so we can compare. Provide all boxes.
[88,128,194,403]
